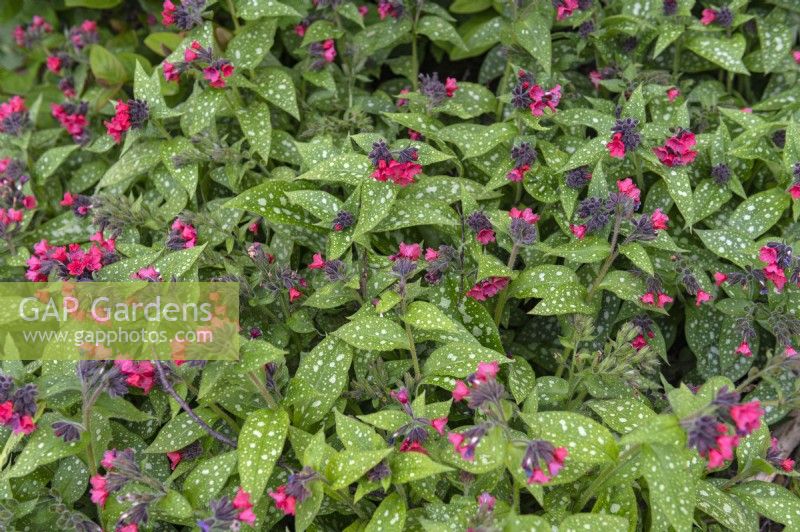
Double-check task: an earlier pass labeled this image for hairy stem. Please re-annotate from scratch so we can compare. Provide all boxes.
[247,370,277,409]
[493,244,520,326]
[155,362,237,449]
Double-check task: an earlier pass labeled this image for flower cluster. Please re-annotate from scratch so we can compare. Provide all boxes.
[565,166,592,189]
[269,467,319,516]
[419,72,458,108]
[466,211,495,245]
[378,0,404,19]
[683,387,764,469]
[422,244,457,284]
[197,488,256,531]
[13,16,52,48]
[68,19,99,50]
[570,178,642,239]
[653,129,698,167]
[308,253,347,282]
[368,139,422,186]
[787,163,800,199]
[167,217,198,249]
[309,39,337,70]
[0,374,37,436]
[466,277,509,301]
[162,0,205,30]
[164,41,234,88]
[607,117,641,159]
[510,69,561,116]
[701,6,734,27]
[387,387,448,455]
[509,207,540,246]
[26,238,117,281]
[105,99,149,143]
[0,158,35,212]
[0,96,29,136]
[332,210,355,231]
[114,360,156,394]
[506,141,537,182]
[52,102,90,145]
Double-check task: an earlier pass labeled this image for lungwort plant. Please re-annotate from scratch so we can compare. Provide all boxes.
[0,0,800,530]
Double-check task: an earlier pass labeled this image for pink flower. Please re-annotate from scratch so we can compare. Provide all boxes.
[506,165,528,182]
[430,417,448,435]
[666,87,680,102]
[640,292,655,305]
[162,0,176,25]
[476,228,496,245]
[651,208,669,230]
[233,487,255,524]
[477,492,496,511]
[607,132,626,158]
[466,277,509,301]
[785,345,797,357]
[269,485,297,516]
[631,334,648,351]
[104,100,132,143]
[713,272,727,286]
[308,253,326,270]
[794,51,800,64]
[509,207,539,224]
[117,524,138,532]
[452,380,470,402]
[322,39,337,62]
[389,242,421,261]
[475,361,499,382]
[114,360,155,393]
[556,0,579,20]
[570,224,587,239]
[0,402,12,424]
[529,84,561,116]
[101,450,117,469]
[447,432,473,461]
[294,23,307,37]
[22,195,37,210]
[589,70,602,89]
[445,77,458,98]
[617,178,641,203]
[46,56,62,74]
[163,61,180,82]
[90,475,109,506]
[729,401,764,436]
[166,451,182,470]
[288,287,302,302]
[759,246,778,265]
[358,5,369,16]
[736,341,752,357]
[789,183,800,200]
[9,415,33,435]
[700,8,716,25]
[658,293,674,307]
[370,158,422,186]
[390,388,409,404]
[399,439,427,454]
[653,130,697,167]
[408,129,421,140]
[695,290,711,306]
[741,107,752,113]
[527,468,550,484]
[782,458,796,472]
[424,247,439,261]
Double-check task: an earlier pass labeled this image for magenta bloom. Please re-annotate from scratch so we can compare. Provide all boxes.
[700,8,716,25]
[444,77,458,98]
[653,130,697,167]
[607,132,626,158]
[729,401,764,436]
[666,87,680,102]
[651,208,669,230]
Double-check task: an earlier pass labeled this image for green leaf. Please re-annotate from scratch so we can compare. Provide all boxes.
[424,342,508,377]
[619,242,654,275]
[508,356,536,404]
[374,199,459,231]
[653,23,684,58]
[5,414,86,479]
[417,16,466,50]
[521,411,618,464]
[437,123,516,159]
[145,409,217,453]
[354,180,397,236]
[134,61,171,118]
[249,67,300,119]
[587,399,657,434]
[161,136,198,195]
[53,456,90,504]
[731,481,800,529]
[598,271,645,301]
[296,153,370,185]
[89,44,128,85]
[696,480,759,532]
[562,138,607,171]
[180,89,225,137]
[235,0,301,19]
[438,82,496,119]
[389,452,452,483]
[334,410,384,451]
[227,18,276,70]
[34,145,78,181]
[544,235,611,263]
[237,102,272,164]
[696,228,756,268]
[529,283,593,316]
[641,443,698,531]
[184,452,238,507]
[622,85,646,124]
[728,188,789,238]
[510,265,580,298]
[404,301,462,332]
[144,32,184,56]
[333,316,409,351]
[328,448,392,489]
[153,244,206,279]
[365,492,406,532]
[238,408,289,504]
[560,514,629,532]
[657,166,695,225]
[97,140,162,189]
[685,34,749,74]
[514,15,551,74]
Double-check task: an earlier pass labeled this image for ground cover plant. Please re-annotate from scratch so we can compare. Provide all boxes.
[0,0,799,530]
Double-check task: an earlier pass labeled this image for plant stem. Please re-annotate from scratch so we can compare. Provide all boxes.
[247,370,278,409]
[672,37,682,79]
[155,362,238,448]
[493,244,519,326]
[82,384,105,475]
[410,4,422,90]
[226,0,240,31]
[586,211,623,299]
[572,445,640,512]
